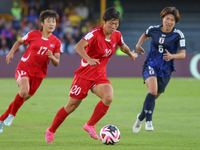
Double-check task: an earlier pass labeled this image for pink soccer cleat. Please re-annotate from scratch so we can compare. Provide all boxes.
[45,128,55,143]
[83,123,99,139]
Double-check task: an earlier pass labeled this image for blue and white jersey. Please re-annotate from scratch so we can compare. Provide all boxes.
[144,25,186,77]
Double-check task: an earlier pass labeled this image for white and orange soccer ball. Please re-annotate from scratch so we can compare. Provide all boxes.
[99,125,120,145]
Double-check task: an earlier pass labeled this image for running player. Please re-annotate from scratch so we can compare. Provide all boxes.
[132,7,186,132]
[0,10,62,133]
[45,7,138,143]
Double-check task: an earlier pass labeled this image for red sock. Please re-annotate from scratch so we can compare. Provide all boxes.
[87,100,109,126]
[49,107,69,133]
[0,101,14,121]
[10,93,25,116]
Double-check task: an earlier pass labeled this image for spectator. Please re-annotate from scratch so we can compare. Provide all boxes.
[73,28,82,43]
[11,16,20,30]
[1,22,15,48]
[0,18,6,33]
[56,2,65,23]
[76,1,89,21]
[19,0,29,17]
[0,38,9,55]
[11,2,22,21]
[66,38,77,55]
[64,1,76,16]
[27,8,39,24]
[60,15,74,37]
[63,33,72,54]
[15,30,25,53]
[68,9,81,27]
[114,0,123,21]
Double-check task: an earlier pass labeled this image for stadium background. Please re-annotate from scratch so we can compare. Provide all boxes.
[0,0,199,78]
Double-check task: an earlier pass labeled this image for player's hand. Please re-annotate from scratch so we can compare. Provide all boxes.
[136,46,146,55]
[46,50,54,59]
[130,50,138,61]
[6,52,14,64]
[88,58,100,66]
[163,49,172,61]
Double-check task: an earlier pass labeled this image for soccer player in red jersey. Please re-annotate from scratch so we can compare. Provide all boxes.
[0,10,62,133]
[45,7,138,143]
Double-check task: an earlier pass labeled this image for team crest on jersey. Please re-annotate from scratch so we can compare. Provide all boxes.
[50,44,55,48]
[113,43,116,48]
[159,37,165,44]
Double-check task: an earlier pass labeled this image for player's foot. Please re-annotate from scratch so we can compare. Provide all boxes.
[83,123,99,139]
[45,128,55,143]
[4,114,15,126]
[133,114,143,133]
[0,121,3,133]
[145,121,154,131]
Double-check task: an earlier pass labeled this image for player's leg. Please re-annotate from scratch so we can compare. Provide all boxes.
[133,66,157,132]
[0,83,32,132]
[4,75,42,127]
[3,76,29,127]
[157,74,171,98]
[45,97,82,143]
[45,75,88,143]
[83,82,113,139]
[87,83,113,125]
[143,76,157,131]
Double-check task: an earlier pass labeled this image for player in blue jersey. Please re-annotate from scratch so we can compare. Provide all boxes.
[133,7,186,132]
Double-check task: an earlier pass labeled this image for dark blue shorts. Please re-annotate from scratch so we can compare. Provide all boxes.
[142,65,171,93]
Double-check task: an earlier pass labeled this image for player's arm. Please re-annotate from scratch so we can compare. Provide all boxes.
[163,49,186,61]
[6,38,24,64]
[46,51,60,67]
[75,39,100,66]
[136,33,149,55]
[119,43,138,61]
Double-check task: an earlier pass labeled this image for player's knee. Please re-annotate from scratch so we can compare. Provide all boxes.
[148,89,157,95]
[102,94,113,105]
[19,89,29,98]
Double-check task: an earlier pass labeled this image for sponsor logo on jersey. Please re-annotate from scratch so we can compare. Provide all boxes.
[159,37,165,44]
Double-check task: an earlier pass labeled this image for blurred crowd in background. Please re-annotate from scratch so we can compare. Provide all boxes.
[0,0,105,55]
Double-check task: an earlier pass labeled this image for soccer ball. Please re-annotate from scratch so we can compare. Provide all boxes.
[99,125,120,145]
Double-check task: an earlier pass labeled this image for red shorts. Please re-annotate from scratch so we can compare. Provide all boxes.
[15,69,43,95]
[69,75,111,99]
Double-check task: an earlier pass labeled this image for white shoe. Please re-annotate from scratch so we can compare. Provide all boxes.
[0,121,3,133]
[145,121,154,131]
[133,114,143,133]
[4,114,15,126]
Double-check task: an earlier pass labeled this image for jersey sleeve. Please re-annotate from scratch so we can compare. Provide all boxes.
[55,39,63,53]
[22,30,34,45]
[177,29,186,50]
[83,30,96,45]
[145,25,154,37]
[117,32,124,47]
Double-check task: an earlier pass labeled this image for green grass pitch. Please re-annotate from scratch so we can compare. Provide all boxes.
[0,77,199,150]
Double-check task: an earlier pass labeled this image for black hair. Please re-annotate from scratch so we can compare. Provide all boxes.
[39,10,59,23]
[102,7,121,22]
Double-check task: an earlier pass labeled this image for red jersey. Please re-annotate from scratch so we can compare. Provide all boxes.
[17,30,62,78]
[74,26,124,80]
